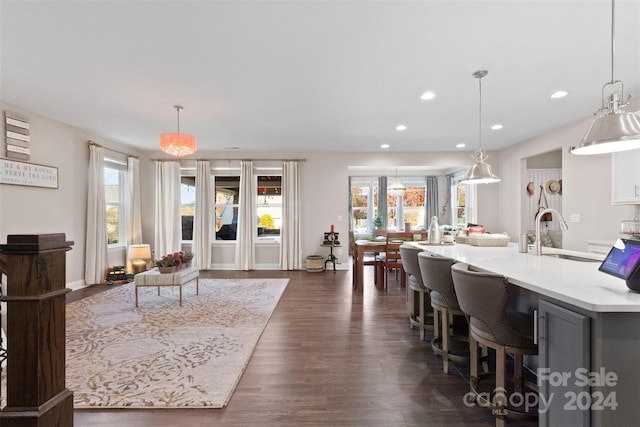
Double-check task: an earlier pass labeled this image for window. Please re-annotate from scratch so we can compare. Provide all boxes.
[452,173,476,226]
[215,175,240,240]
[351,178,378,234]
[256,175,282,238]
[104,159,126,245]
[181,176,195,240]
[398,181,426,230]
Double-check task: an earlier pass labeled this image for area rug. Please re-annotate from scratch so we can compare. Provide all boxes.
[66,278,288,408]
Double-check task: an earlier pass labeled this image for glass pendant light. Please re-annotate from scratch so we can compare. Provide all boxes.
[570,0,640,155]
[388,168,406,197]
[460,70,501,184]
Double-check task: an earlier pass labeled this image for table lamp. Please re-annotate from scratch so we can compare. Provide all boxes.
[129,244,151,274]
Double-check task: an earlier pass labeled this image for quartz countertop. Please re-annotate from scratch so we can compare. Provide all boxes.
[408,241,640,313]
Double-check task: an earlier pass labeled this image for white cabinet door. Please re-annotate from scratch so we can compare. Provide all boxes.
[611,150,640,204]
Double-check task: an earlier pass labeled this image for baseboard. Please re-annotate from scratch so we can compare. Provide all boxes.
[67,279,88,291]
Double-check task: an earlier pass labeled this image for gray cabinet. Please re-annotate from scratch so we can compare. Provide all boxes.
[611,150,640,204]
[538,299,590,427]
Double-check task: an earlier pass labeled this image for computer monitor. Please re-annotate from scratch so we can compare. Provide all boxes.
[598,239,640,280]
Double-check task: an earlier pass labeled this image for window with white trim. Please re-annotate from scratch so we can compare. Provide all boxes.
[104,158,126,246]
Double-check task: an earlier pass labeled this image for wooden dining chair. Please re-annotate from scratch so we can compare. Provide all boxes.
[382,232,414,289]
[349,231,382,286]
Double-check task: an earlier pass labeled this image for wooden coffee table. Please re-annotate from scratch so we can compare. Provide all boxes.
[134,266,199,307]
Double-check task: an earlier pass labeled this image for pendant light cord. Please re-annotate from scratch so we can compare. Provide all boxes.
[478,75,483,152]
[175,105,182,135]
[610,0,615,84]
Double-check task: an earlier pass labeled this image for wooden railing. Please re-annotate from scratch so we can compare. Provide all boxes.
[0,234,74,426]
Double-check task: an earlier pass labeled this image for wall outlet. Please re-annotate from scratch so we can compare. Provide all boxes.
[570,214,581,223]
[337,215,343,221]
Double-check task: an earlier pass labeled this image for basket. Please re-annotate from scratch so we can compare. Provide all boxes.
[467,233,510,247]
[306,255,325,272]
[455,235,469,244]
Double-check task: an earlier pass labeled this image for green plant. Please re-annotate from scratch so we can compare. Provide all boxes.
[373,216,384,229]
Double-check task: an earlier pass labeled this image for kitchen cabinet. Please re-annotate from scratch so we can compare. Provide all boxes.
[611,150,640,204]
[538,299,590,427]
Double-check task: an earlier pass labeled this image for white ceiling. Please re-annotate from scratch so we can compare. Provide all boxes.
[1,1,639,153]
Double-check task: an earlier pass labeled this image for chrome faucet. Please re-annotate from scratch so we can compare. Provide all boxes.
[534,208,568,256]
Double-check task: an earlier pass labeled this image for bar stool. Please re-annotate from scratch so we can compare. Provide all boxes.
[417,252,469,374]
[399,245,432,340]
[451,263,538,427]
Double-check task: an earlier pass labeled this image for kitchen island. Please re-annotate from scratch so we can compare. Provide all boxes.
[408,241,640,426]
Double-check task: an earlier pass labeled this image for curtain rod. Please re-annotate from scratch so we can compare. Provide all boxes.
[88,141,139,159]
[150,157,306,162]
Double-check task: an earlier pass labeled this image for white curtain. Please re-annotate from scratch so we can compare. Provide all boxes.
[193,160,212,269]
[125,156,142,245]
[235,160,255,270]
[154,161,181,258]
[280,160,302,270]
[84,144,109,285]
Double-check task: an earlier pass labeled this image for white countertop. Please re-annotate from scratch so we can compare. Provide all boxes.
[408,241,640,313]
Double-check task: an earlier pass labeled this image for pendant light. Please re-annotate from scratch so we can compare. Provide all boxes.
[160,105,197,157]
[460,70,501,184]
[388,168,406,197]
[570,0,640,155]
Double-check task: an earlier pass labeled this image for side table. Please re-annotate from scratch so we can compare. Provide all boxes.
[321,244,341,272]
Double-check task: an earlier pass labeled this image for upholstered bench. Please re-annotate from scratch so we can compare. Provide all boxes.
[134,266,199,307]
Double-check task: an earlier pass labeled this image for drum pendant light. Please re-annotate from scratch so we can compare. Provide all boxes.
[570,0,640,155]
[460,70,501,184]
[160,105,197,157]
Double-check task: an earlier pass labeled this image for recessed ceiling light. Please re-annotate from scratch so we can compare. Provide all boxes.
[491,124,503,130]
[456,143,466,148]
[420,91,436,100]
[551,90,568,99]
[380,144,390,149]
[395,124,407,131]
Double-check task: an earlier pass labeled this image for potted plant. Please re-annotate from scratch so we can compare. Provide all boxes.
[155,251,193,273]
[373,216,384,230]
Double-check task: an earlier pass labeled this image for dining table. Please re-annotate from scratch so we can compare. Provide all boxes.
[353,240,387,292]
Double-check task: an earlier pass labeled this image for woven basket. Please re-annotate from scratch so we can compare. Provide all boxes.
[306,255,325,272]
[455,235,469,244]
[467,233,510,247]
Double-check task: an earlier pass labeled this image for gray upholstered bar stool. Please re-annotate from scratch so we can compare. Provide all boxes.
[451,263,538,427]
[399,245,432,340]
[417,252,469,374]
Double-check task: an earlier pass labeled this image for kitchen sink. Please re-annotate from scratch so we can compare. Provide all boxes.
[543,254,601,263]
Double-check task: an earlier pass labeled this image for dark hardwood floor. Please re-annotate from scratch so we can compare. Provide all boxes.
[69,266,530,426]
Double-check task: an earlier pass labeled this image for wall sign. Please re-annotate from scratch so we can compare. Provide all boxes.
[4,111,31,161]
[0,158,58,189]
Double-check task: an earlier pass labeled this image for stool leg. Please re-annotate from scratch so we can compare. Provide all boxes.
[433,306,441,352]
[135,286,139,307]
[470,334,478,393]
[179,286,183,306]
[196,277,199,295]
[495,347,506,427]
[442,308,450,374]
[419,289,425,340]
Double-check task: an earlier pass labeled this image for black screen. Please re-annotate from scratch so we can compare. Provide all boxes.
[598,239,640,279]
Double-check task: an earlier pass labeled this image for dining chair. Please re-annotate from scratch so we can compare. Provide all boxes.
[349,231,382,286]
[381,232,414,289]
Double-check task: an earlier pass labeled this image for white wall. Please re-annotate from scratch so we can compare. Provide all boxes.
[0,101,141,288]
[497,99,640,251]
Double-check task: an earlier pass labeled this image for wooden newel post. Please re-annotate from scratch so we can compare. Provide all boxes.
[0,234,74,427]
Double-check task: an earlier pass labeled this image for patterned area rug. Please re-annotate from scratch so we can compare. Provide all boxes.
[66,278,288,408]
